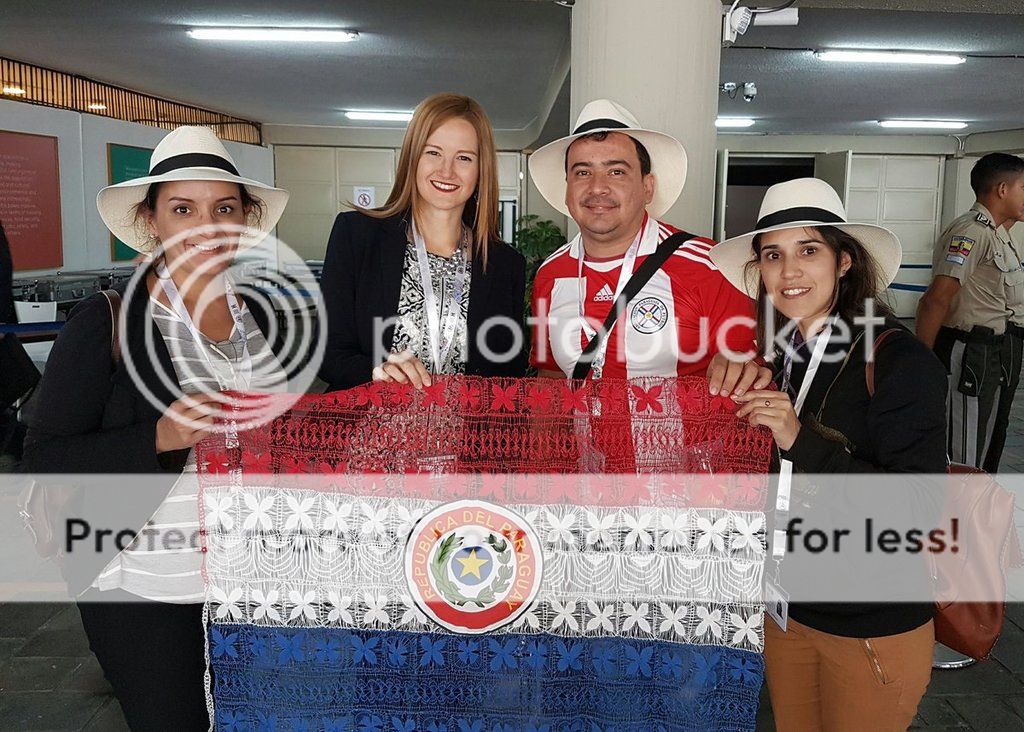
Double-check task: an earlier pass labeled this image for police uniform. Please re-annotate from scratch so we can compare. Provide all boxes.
[930,203,1024,468]
[984,225,1024,472]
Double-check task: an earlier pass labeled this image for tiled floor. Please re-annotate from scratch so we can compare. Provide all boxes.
[0,603,127,730]
[4,337,1024,730]
[2,600,1024,730]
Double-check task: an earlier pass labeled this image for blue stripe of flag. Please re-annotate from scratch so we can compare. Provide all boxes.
[209,624,762,732]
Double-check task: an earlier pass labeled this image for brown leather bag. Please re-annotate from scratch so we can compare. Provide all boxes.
[867,328,1020,660]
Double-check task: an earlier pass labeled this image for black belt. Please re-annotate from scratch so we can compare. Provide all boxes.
[940,325,1004,345]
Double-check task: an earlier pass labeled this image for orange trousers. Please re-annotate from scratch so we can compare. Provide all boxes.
[764,617,934,731]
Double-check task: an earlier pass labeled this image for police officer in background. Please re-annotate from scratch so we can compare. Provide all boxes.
[917,153,1024,470]
[987,218,1024,472]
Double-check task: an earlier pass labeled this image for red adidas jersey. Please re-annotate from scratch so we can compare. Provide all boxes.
[530,215,756,378]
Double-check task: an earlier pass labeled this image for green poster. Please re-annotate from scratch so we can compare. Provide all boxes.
[107,143,153,261]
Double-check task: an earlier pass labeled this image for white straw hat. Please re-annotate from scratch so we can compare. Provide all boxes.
[97,126,288,252]
[710,177,902,298]
[528,99,687,218]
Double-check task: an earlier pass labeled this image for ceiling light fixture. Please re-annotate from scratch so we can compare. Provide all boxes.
[88,102,107,111]
[716,118,756,128]
[345,110,414,122]
[2,86,26,95]
[816,50,965,65]
[878,119,967,129]
[188,28,359,43]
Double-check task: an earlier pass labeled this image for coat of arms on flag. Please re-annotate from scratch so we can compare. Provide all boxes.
[406,500,543,634]
[197,376,772,731]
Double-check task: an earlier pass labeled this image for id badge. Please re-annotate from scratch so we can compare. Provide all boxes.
[765,578,790,633]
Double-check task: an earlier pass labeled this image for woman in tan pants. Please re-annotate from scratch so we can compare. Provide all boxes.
[711,178,945,730]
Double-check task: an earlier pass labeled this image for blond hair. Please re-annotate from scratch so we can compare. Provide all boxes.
[360,93,500,267]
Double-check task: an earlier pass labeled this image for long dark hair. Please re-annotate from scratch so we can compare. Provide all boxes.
[745,225,893,354]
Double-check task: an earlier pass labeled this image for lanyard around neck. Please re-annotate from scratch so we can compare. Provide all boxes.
[410,219,468,370]
[576,225,644,377]
[772,316,836,562]
[154,261,251,390]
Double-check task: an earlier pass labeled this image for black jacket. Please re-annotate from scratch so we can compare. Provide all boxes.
[318,210,527,391]
[24,280,277,474]
[22,280,282,592]
[777,317,948,637]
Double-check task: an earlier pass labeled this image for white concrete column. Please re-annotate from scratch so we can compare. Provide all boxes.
[570,0,721,237]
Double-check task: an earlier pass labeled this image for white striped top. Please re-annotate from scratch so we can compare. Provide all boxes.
[93,296,283,602]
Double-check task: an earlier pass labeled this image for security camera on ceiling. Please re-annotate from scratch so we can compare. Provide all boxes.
[722,1,799,46]
[720,81,759,102]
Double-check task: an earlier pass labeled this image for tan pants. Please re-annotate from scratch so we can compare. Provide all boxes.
[764,617,934,731]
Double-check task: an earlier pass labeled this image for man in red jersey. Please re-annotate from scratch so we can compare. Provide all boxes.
[529,99,763,393]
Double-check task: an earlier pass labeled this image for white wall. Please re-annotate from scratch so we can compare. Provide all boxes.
[0,99,274,276]
[274,146,397,261]
[846,154,944,317]
[522,152,568,234]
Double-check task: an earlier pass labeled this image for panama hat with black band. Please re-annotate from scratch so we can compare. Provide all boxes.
[710,177,902,298]
[97,126,288,253]
[528,98,688,218]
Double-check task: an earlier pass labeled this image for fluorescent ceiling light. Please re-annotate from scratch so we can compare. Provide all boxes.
[878,119,967,130]
[188,28,358,42]
[345,110,414,122]
[88,103,107,111]
[816,50,965,65]
[2,86,26,95]
[716,117,756,128]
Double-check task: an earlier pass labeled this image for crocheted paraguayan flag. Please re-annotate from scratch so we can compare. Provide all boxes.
[197,376,771,731]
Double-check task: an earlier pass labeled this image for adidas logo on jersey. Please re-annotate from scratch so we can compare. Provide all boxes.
[593,284,615,302]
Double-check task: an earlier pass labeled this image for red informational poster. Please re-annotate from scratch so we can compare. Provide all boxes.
[0,130,63,270]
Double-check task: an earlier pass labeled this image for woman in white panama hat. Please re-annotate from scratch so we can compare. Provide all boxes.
[711,177,946,729]
[24,126,291,730]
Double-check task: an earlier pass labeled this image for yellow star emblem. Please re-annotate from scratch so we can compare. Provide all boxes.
[455,548,489,580]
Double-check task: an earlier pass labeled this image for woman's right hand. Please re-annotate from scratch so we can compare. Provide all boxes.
[155,394,222,453]
[372,350,433,389]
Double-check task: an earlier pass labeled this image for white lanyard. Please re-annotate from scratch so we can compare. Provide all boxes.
[576,226,644,378]
[772,317,835,559]
[411,220,468,371]
[155,261,252,390]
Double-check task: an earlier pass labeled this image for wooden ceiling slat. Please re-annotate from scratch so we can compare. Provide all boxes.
[0,55,261,144]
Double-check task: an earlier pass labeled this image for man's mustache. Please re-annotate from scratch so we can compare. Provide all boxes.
[581,197,619,208]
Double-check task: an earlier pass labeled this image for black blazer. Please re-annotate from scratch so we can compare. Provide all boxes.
[23,280,279,475]
[23,280,285,592]
[318,210,527,391]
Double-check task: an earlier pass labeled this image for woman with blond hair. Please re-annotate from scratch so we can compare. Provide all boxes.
[319,93,527,390]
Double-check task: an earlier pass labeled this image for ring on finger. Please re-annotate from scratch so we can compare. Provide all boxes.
[764,399,771,407]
